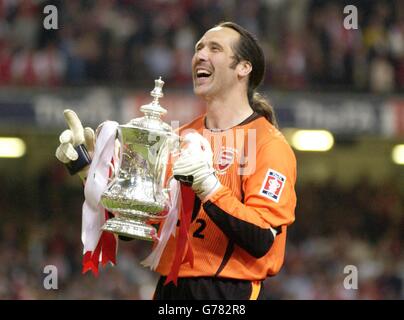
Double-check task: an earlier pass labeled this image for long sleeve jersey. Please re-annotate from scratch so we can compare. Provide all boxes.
[156,112,297,281]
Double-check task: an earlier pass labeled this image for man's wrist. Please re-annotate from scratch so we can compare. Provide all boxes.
[65,144,92,175]
[197,175,221,201]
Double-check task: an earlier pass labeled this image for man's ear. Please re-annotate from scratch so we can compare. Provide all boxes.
[237,61,252,78]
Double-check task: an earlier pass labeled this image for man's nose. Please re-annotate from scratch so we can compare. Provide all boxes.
[194,48,208,62]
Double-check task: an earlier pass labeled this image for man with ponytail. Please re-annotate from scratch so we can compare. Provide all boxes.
[55,22,296,300]
[153,22,297,299]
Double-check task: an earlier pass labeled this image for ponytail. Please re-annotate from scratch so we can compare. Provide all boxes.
[248,90,278,128]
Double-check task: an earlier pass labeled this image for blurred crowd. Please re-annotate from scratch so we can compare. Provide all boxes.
[0,163,159,299]
[0,162,403,300]
[1,0,404,300]
[267,178,404,299]
[1,0,404,93]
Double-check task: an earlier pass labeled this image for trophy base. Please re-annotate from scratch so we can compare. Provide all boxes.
[102,217,156,241]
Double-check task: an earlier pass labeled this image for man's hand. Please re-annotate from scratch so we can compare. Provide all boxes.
[173,132,220,200]
[55,109,95,181]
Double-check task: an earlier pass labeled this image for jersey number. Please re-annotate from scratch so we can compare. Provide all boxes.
[193,219,206,239]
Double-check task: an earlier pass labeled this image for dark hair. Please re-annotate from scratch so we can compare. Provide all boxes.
[217,22,278,128]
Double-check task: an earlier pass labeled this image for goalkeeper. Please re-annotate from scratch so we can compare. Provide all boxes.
[55,22,297,300]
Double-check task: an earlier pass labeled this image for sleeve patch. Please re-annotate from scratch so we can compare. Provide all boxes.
[260,169,286,203]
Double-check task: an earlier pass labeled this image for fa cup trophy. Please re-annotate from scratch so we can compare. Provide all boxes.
[100,77,179,241]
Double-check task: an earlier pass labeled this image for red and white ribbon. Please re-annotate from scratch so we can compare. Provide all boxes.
[82,121,119,275]
[141,177,181,270]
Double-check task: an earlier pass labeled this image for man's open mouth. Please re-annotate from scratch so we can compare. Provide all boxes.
[195,69,212,79]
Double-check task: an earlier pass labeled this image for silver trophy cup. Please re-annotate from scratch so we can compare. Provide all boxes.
[100,78,179,241]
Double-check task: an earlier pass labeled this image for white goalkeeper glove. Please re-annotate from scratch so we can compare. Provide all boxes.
[55,109,95,181]
[173,132,220,200]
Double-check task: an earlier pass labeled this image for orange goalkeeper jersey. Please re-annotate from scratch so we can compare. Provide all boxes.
[156,112,297,281]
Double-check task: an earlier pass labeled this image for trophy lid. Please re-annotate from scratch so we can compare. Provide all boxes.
[140,77,167,117]
[127,77,172,133]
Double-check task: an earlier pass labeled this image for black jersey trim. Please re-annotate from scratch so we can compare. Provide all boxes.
[203,201,275,259]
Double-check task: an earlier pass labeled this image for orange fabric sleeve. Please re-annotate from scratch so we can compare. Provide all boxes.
[204,137,296,229]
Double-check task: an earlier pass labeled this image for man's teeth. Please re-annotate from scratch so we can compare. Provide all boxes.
[196,70,211,78]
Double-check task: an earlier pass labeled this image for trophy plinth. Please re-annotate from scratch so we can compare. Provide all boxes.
[100,77,178,241]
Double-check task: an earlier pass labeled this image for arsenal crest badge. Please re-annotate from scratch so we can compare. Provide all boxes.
[216,148,236,174]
